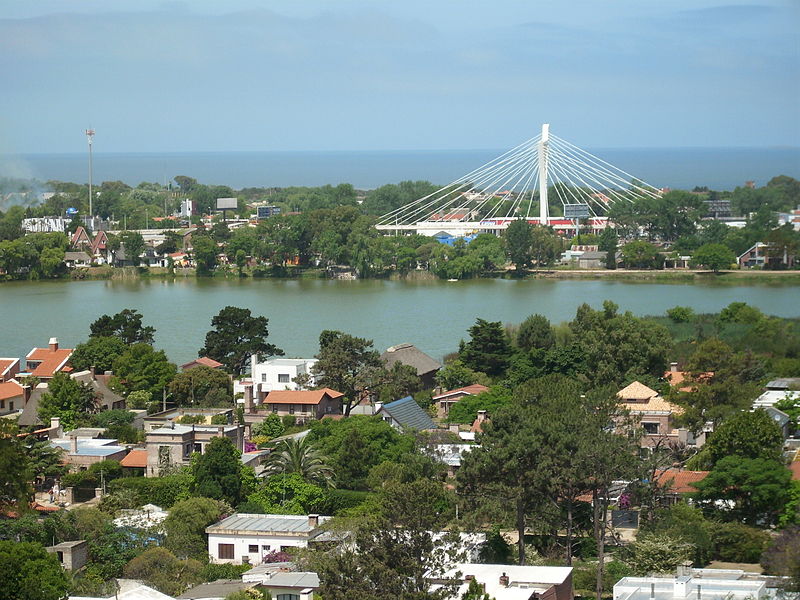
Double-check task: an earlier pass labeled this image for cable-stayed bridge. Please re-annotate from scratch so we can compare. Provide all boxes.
[376,124,662,237]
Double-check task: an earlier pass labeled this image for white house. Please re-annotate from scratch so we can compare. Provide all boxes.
[614,571,767,600]
[433,564,573,600]
[206,513,331,564]
[234,358,318,399]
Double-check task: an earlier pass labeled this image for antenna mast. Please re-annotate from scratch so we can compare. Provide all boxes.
[85,128,95,228]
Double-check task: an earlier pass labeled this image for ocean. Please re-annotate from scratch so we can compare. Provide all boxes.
[4,147,800,191]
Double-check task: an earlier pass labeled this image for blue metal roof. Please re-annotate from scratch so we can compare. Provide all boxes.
[382,396,436,431]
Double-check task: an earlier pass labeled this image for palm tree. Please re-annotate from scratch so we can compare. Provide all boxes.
[264,436,336,488]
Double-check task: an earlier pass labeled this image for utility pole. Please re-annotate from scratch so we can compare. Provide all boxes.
[85,129,95,229]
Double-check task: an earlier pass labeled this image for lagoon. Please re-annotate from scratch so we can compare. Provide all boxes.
[2,277,798,366]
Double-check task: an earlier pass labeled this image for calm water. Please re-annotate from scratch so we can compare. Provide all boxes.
[1,278,798,366]
[8,147,800,191]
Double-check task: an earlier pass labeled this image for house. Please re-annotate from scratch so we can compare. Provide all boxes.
[259,572,319,600]
[260,388,342,422]
[652,469,709,504]
[63,251,93,268]
[765,378,800,391]
[762,406,792,438]
[206,513,331,564]
[0,358,26,416]
[614,569,768,600]
[234,357,318,398]
[617,382,691,448]
[23,338,73,380]
[17,368,125,428]
[70,226,92,251]
[380,343,442,388]
[144,424,244,477]
[376,396,436,432]
[433,384,489,419]
[119,449,148,475]
[753,389,800,410]
[180,356,224,371]
[429,444,475,478]
[434,564,573,600]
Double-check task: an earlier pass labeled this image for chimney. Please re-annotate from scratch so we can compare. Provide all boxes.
[465,575,475,581]
[22,385,31,404]
[244,384,254,414]
[650,582,655,600]
[50,417,61,435]
[217,426,225,437]
[308,514,319,528]
[499,573,509,587]
[90,365,96,379]
[374,402,383,414]
[670,362,678,373]
[70,435,78,454]
[477,410,487,422]
[449,424,460,434]
[49,337,59,352]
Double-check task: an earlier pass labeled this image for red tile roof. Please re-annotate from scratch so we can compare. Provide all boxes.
[181,356,224,370]
[0,380,24,402]
[264,388,344,405]
[26,346,73,378]
[654,469,709,494]
[0,358,18,379]
[120,449,148,468]
[433,384,490,400]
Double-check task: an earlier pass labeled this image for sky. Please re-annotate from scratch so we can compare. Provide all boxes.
[1,0,799,154]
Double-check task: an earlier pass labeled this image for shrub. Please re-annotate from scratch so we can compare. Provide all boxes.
[107,473,193,508]
[667,306,695,323]
[708,522,770,563]
[281,415,296,428]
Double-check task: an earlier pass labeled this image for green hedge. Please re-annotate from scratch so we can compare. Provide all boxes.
[107,473,192,508]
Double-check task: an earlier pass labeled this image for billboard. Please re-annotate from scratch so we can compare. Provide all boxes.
[216,197,238,210]
[66,207,79,216]
[564,204,590,219]
[257,206,281,220]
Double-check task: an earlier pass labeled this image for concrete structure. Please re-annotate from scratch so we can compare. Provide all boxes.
[145,423,243,477]
[46,540,88,571]
[206,513,331,564]
[614,572,767,600]
[113,504,168,529]
[142,408,234,432]
[617,382,692,448]
[753,389,800,410]
[433,384,489,419]
[433,564,573,600]
[50,435,127,469]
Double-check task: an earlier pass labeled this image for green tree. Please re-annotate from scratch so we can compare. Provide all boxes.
[516,313,555,352]
[628,534,694,576]
[70,335,128,373]
[192,436,243,505]
[691,243,735,272]
[311,330,383,416]
[620,240,662,269]
[89,309,156,345]
[126,389,152,410]
[0,540,69,600]
[192,235,218,275]
[247,473,325,514]
[598,227,618,269]
[761,527,800,594]
[169,366,233,407]
[434,360,484,391]
[459,318,512,378]
[112,343,176,396]
[251,413,285,439]
[692,456,791,525]
[0,422,33,513]
[504,219,533,270]
[123,547,204,596]
[163,497,231,560]
[263,437,335,488]
[38,372,99,430]
[447,387,511,425]
[199,306,283,376]
[530,225,562,266]
[119,231,145,266]
[702,409,784,467]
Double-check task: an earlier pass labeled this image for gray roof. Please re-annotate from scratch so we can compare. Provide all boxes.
[266,572,320,589]
[764,406,791,428]
[205,513,330,536]
[381,343,442,376]
[64,251,91,261]
[380,396,436,431]
[51,438,127,456]
[17,384,48,427]
[177,580,254,599]
[766,378,800,390]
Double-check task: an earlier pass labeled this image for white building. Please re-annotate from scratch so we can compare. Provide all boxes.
[206,513,331,564]
[234,358,317,398]
[433,564,573,600]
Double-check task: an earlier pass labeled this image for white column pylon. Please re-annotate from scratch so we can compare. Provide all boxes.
[538,123,549,224]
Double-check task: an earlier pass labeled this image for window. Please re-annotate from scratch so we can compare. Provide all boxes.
[193,443,202,454]
[642,422,659,435]
[0,400,4,410]
[183,444,192,459]
[261,374,267,382]
[262,545,271,551]
[272,404,278,414]
[218,544,234,559]
[278,373,290,383]
[248,545,258,553]
[289,405,295,414]
[276,595,300,600]
[8,402,12,411]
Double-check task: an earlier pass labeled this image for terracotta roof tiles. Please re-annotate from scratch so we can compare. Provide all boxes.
[264,388,343,405]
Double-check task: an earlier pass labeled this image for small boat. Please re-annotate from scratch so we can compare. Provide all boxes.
[447,278,458,282]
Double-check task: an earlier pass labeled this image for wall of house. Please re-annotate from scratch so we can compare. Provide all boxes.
[208,532,313,564]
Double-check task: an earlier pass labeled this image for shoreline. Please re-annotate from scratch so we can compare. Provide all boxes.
[3,266,799,286]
